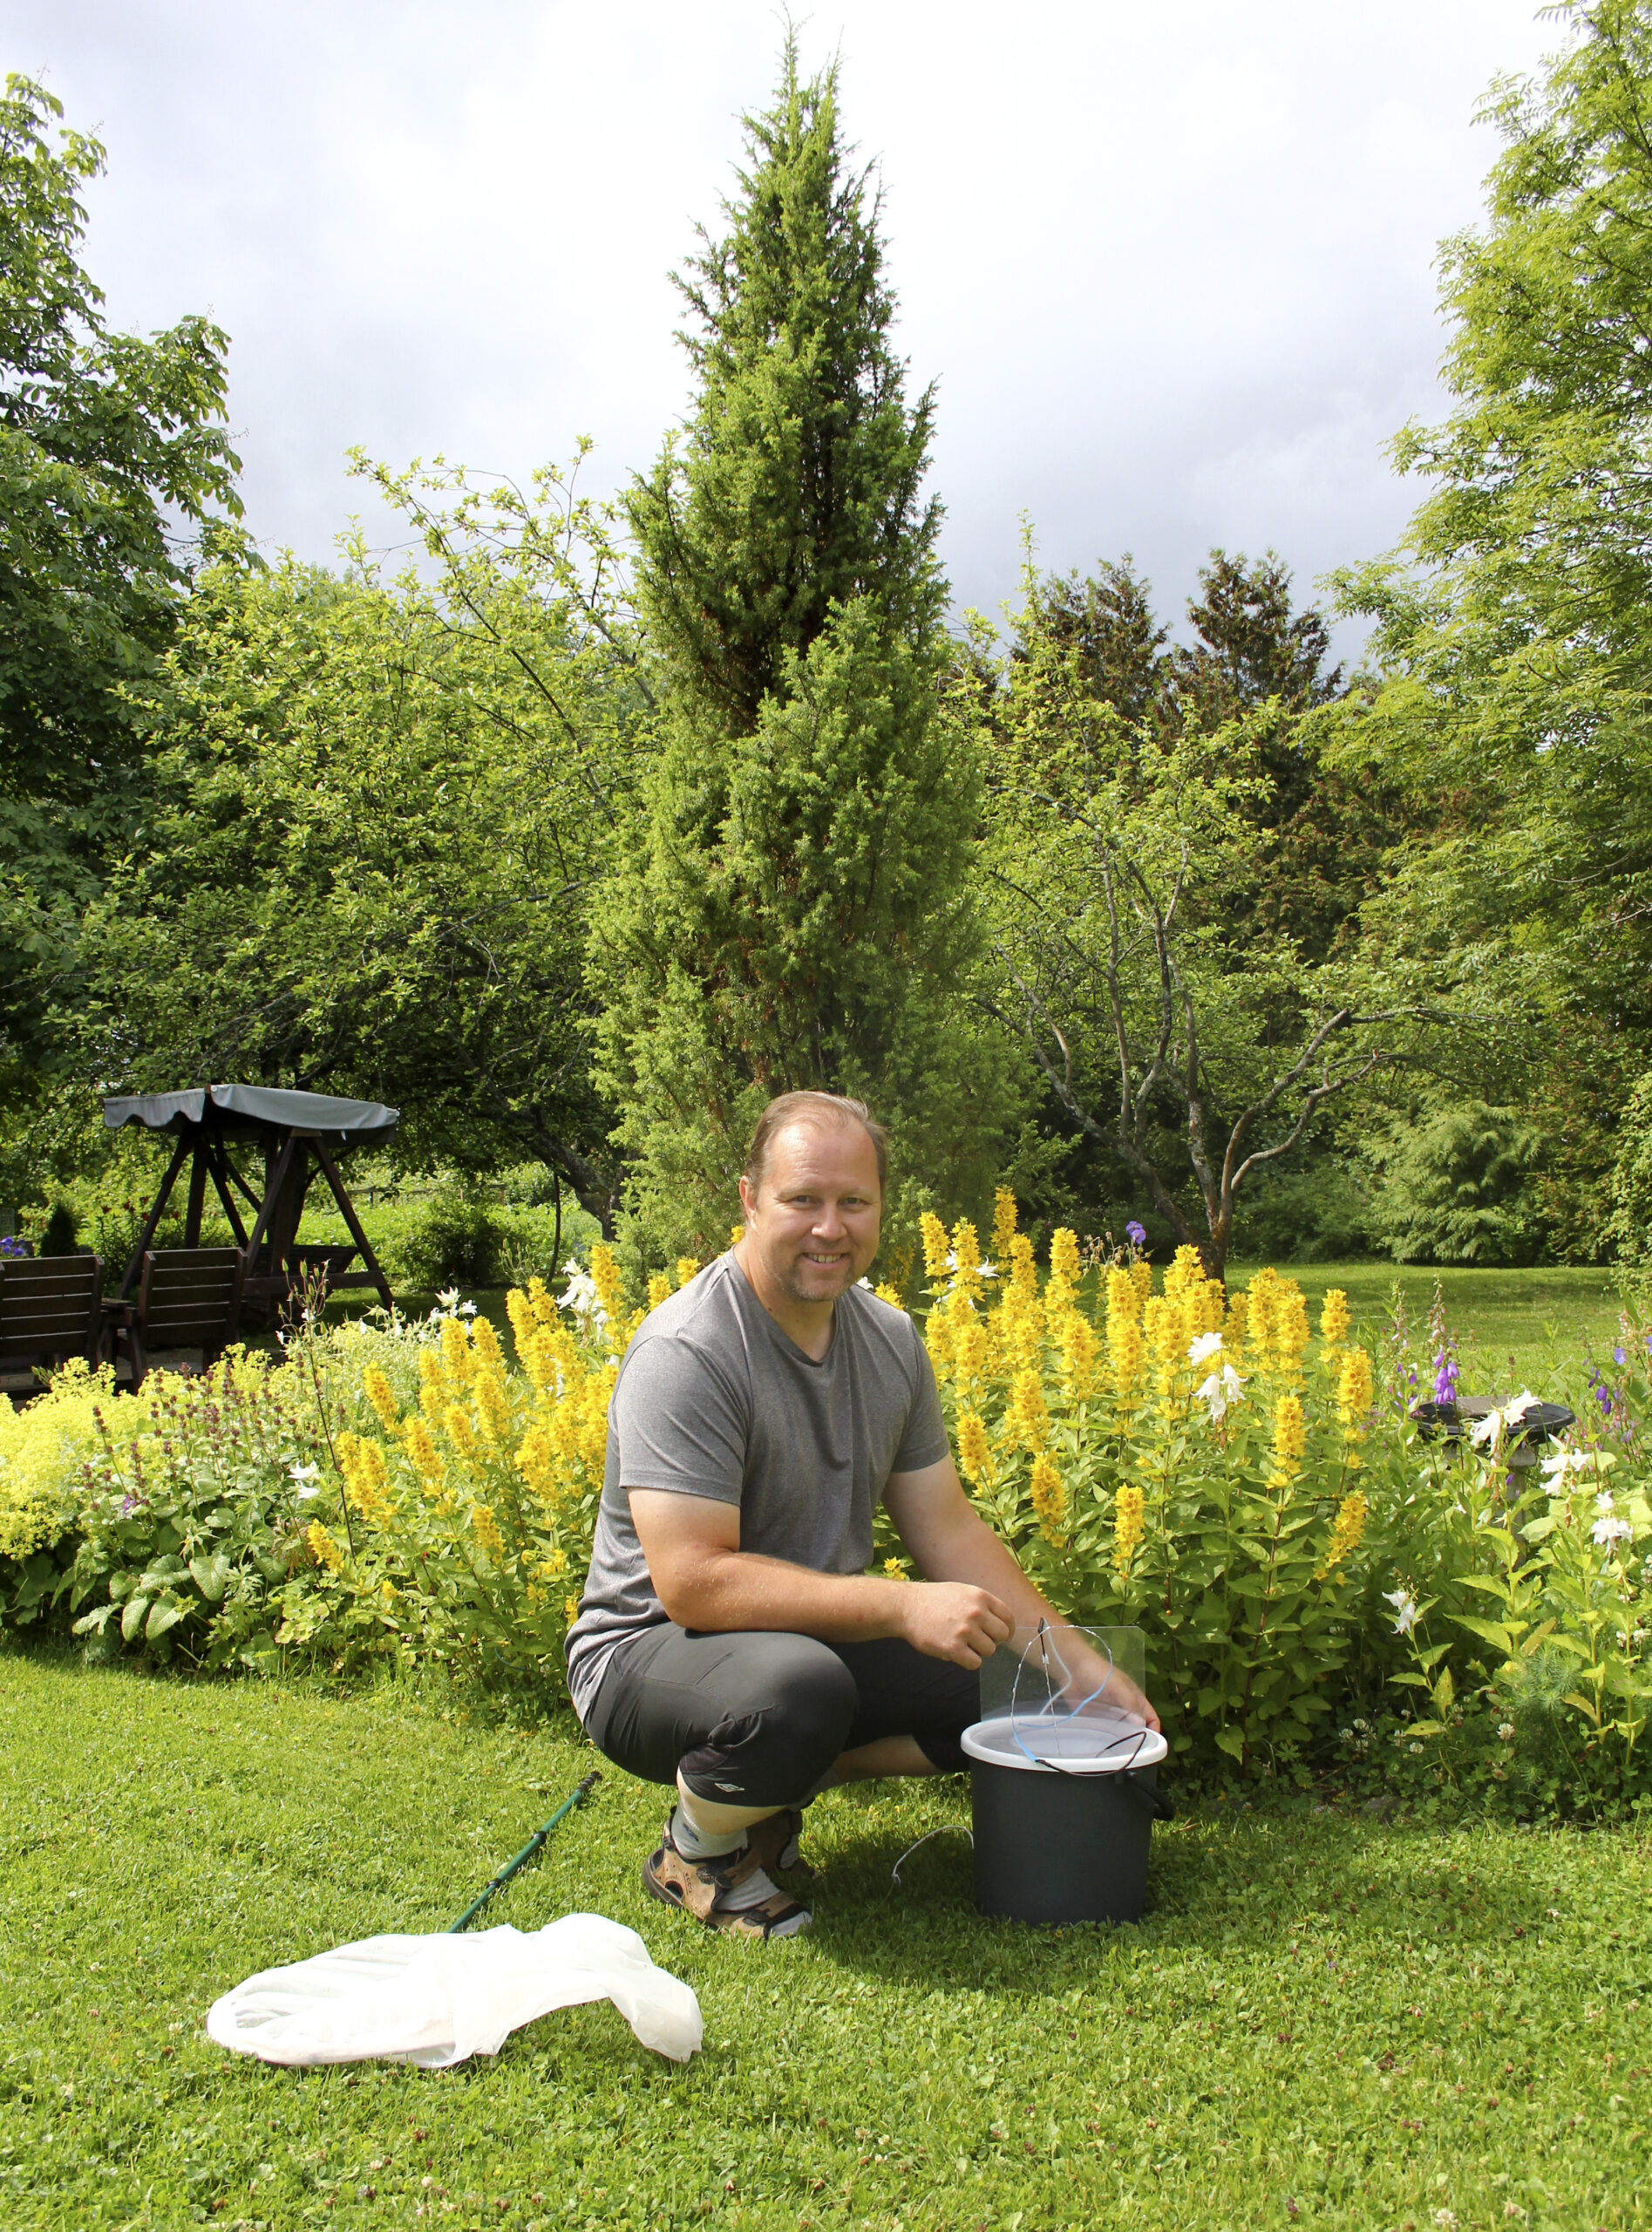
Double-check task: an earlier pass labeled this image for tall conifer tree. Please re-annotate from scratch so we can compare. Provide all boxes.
[595,42,1016,1261]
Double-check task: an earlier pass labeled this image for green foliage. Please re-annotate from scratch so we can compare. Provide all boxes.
[0,75,241,1105]
[1367,1095,1545,1265]
[1334,1,1652,1121]
[596,43,1018,1259]
[84,475,636,1221]
[384,1179,508,1292]
[974,563,1444,1276]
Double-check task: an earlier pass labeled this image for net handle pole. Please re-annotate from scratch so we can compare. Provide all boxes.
[447,1770,602,1933]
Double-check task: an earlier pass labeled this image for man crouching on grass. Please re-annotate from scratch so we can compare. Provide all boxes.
[565,1090,1159,1940]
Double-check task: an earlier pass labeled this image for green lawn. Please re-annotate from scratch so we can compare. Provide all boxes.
[1,1651,1646,2231]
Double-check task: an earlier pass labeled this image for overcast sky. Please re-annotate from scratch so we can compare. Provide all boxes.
[13,1,1560,649]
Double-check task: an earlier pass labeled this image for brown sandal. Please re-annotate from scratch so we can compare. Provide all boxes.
[642,1813,812,1941]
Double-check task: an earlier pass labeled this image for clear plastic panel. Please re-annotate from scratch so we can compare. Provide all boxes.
[978,1623,1153,1770]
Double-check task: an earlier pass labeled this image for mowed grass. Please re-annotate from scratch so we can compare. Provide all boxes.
[0,1655,1648,2230]
[1225,1262,1632,1392]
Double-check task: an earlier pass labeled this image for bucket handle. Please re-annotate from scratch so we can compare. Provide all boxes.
[1117,1772,1176,1822]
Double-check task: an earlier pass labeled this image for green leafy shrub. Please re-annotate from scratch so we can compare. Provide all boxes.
[385,1181,506,1291]
[1367,1097,1544,1265]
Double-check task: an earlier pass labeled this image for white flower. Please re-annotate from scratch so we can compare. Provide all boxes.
[1593,1514,1634,1548]
[459,1300,477,1317]
[1384,1587,1419,1637]
[289,1460,321,1501]
[1194,1362,1246,1423]
[1471,1391,1546,1450]
[1435,2211,1458,2229]
[1187,1330,1224,1368]
[1542,1446,1616,1481]
[976,1259,999,1281]
[1497,1722,1514,1743]
[856,1276,873,1289]
[557,1265,607,1330]
[436,1286,461,1312]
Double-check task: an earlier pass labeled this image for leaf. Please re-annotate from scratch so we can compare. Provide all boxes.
[120,1593,151,1643]
[1521,1515,1558,1544]
[188,1554,231,1603]
[1214,1726,1246,1761]
[1432,1666,1456,1717]
[1564,1691,1601,1727]
[1451,1614,1514,1657]
[146,1596,186,1642]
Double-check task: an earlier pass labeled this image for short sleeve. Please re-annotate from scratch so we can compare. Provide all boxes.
[609,1332,748,1504]
[890,1333,950,1473]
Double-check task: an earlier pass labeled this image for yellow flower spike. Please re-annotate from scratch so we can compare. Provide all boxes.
[882,1557,908,1580]
[402,1417,445,1491]
[527,1275,556,1325]
[564,1596,581,1628]
[1270,1392,1306,1487]
[920,1210,950,1281]
[1108,1314,1146,1398]
[955,1317,989,1385]
[957,1411,995,1487]
[1320,1288,1350,1346]
[874,1281,906,1311]
[1315,1488,1368,1578]
[475,1371,513,1445]
[925,1305,955,1383]
[588,1243,623,1318]
[1130,1259,1152,1310]
[1005,1366,1049,1453]
[1030,1452,1067,1544]
[1112,1483,1146,1575]
[440,1316,473,1386]
[990,1187,1018,1265]
[1050,1227,1080,1284]
[444,1404,477,1461]
[505,1288,536,1358]
[729,1223,745,1249]
[1105,1267,1140,1324]
[1062,1312,1099,1397]
[362,1366,399,1431]
[520,1329,560,1395]
[1008,1233,1037,1297]
[676,1256,702,1290]
[1225,1290,1249,1351]
[306,1521,344,1574]
[470,1503,507,1563]
[472,1317,506,1376]
[1337,1347,1375,1439]
[646,1273,671,1313]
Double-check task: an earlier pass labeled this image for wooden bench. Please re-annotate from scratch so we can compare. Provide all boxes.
[115,1247,247,1392]
[0,1255,104,1397]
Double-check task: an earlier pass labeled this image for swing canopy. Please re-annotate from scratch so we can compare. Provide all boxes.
[102,1084,399,1311]
[104,1084,398,1149]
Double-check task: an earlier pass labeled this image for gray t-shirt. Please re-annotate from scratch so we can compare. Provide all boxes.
[564,1252,949,1724]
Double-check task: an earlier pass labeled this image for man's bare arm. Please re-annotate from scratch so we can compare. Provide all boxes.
[884,1456,1162,1732]
[629,1489,1013,1669]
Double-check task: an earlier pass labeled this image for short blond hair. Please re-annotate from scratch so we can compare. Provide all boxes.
[743,1091,888,1198]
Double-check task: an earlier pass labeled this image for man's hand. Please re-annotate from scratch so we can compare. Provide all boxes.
[898,1581,1014,1670]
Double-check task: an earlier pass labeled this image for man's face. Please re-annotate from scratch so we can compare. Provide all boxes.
[739,1121,882,1307]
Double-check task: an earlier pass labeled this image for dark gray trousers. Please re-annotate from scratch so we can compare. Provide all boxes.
[583,1624,980,1808]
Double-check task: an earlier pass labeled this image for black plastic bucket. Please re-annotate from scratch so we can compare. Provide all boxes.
[965,1719,1173,1926]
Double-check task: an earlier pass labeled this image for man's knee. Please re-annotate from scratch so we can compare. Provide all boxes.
[679,1636,857,1806]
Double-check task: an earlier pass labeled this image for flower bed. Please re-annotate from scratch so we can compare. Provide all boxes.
[2,1220,1648,1805]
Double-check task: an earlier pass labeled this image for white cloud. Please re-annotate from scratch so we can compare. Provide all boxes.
[13,0,1562,646]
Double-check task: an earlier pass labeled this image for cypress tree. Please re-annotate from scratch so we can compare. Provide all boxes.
[595,41,1017,1262]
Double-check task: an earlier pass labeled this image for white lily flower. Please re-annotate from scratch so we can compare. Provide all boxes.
[558,1265,608,1330]
[436,1286,461,1312]
[1383,1587,1419,1637]
[459,1300,477,1317]
[1593,1513,1634,1548]
[1187,1330,1225,1368]
[289,1461,319,1484]
[1541,1446,1616,1480]
[976,1259,999,1280]
[1195,1361,1246,1423]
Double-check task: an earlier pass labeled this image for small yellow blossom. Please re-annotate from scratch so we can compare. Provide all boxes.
[957,1411,995,1487]
[729,1224,745,1248]
[990,1187,1018,1264]
[564,1595,581,1628]
[1050,1227,1081,1284]
[676,1256,701,1290]
[470,1503,507,1562]
[882,1557,908,1580]
[1316,1488,1368,1577]
[362,1366,399,1430]
[1320,1288,1350,1346]
[874,1281,907,1311]
[646,1273,672,1313]
[920,1211,950,1281]
[1030,1451,1067,1542]
[1112,1482,1146,1575]
[589,1243,623,1319]
[306,1521,344,1573]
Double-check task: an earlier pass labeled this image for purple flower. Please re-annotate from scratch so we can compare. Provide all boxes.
[1125,1221,1146,1248]
[1433,1354,1459,1405]
[1615,1346,1627,1366]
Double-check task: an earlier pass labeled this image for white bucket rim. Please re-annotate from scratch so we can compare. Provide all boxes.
[962,1715,1169,1775]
